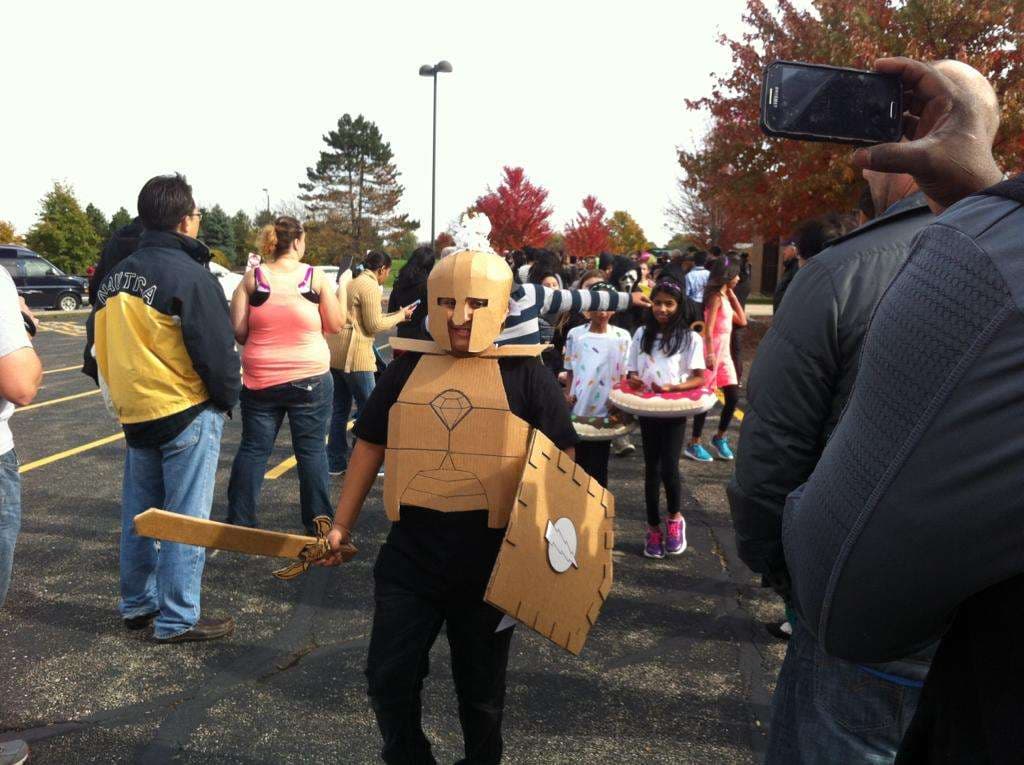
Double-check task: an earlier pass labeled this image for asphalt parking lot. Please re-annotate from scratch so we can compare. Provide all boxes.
[0,313,783,764]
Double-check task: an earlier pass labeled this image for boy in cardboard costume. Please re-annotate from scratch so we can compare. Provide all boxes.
[319,242,577,764]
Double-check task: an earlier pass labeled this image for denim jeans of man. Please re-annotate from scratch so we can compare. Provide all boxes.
[0,449,22,608]
[766,622,922,764]
[227,372,333,532]
[327,370,375,473]
[119,408,224,640]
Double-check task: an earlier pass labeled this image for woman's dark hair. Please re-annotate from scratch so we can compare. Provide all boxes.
[258,216,304,259]
[703,255,741,303]
[509,249,526,270]
[528,250,562,287]
[795,213,845,261]
[393,246,436,291]
[641,279,693,358]
[137,173,195,232]
[363,250,392,272]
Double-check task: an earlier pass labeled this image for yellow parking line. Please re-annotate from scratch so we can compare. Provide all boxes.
[19,432,124,474]
[264,455,298,480]
[15,389,100,413]
[715,390,745,422]
[264,421,354,480]
[42,365,80,375]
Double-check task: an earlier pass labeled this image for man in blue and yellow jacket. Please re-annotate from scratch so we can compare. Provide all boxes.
[94,173,240,643]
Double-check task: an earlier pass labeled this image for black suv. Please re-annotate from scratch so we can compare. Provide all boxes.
[0,245,88,311]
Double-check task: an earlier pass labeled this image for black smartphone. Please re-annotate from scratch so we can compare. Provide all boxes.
[760,60,902,145]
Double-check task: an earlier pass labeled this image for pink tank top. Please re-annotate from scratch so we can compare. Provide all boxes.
[708,290,733,354]
[241,265,330,390]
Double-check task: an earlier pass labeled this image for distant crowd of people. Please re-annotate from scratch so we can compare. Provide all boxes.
[2,54,1024,765]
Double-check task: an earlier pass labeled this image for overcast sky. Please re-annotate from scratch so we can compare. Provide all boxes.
[4,0,749,247]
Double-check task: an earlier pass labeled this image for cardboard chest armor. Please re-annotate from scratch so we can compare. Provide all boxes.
[383,351,532,529]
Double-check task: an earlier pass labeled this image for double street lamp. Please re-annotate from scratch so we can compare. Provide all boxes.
[419,60,453,248]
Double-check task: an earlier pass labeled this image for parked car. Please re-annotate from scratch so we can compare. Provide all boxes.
[208,261,243,302]
[0,245,88,311]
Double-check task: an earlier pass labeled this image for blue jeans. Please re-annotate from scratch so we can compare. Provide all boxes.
[327,370,375,473]
[766,622,921,764]
[119,408,224,639]
[0,449,22,609]
[227,372,333,532]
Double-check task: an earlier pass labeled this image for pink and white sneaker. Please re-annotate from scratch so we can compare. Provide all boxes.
[644,527,665,559]
[665,518,687,555]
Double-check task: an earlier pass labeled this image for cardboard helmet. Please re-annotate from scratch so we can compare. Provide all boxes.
[427,251,512,353]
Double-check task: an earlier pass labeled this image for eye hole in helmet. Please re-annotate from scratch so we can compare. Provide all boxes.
[437,297,457,309]
[467,298,489,309]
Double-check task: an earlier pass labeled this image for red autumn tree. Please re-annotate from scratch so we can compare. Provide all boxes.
[678,0,1024,241]
[563,195,610,260]
[474,166,554,253]
[434,231,455,250]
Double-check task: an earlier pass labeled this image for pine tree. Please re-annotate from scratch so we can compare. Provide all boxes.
[199,204,235,256]
[25,183,101,273]
[231,210,255,265]
[110,207,133,232]
[85,203,110,243]
[299,114,418,260]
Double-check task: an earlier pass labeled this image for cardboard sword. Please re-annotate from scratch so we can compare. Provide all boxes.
[133,510,357,579]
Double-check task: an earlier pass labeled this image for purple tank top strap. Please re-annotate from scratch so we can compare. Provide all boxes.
[253,266,271,292]
[297,265,314,292]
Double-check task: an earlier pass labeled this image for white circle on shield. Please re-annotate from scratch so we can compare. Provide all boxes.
[545,518,580,573]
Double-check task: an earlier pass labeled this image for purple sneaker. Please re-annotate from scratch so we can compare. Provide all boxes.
[665,518,687,555]
[644,527,665,559]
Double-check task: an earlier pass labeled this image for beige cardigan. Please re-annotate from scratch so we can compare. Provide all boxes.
[327,271,404,373]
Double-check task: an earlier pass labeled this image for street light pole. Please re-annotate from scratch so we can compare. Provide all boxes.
[261,188,270,218]
[419,60,452,249]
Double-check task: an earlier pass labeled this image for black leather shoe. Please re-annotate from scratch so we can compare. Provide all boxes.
[152,616,235,644]
[124,611,159,630]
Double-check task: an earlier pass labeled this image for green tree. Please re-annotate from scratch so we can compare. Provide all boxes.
[84,203,110,243]
[664,232,699,251]
[606,210,648,255]
[0,221,23,244]
[110,207,133,231]
[25,183,101,273]
[231,210,256,265]
[387,229,418,260]
[300,113,419,259]
[254,209,274,227]
[199,204,235,256]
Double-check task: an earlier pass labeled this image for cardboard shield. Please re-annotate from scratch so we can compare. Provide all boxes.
[484,430,615,655]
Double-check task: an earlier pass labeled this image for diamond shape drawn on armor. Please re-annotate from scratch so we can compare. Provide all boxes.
[430,389,472,431]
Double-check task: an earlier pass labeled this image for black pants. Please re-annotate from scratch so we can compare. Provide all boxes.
[691,385,740,438]
[574,440,611,488]
[366,510,511,765]
[638,417,685,526]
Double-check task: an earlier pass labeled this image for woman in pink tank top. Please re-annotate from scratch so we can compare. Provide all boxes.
[689,256,747,462]
[226,216,344,534]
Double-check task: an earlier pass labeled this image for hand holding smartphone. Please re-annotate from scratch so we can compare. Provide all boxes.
[760,60,902,145]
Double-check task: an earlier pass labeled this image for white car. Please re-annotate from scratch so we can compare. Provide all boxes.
[208,262,243,302]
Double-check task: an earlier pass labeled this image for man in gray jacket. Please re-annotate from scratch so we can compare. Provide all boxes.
[729,60,999,763]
